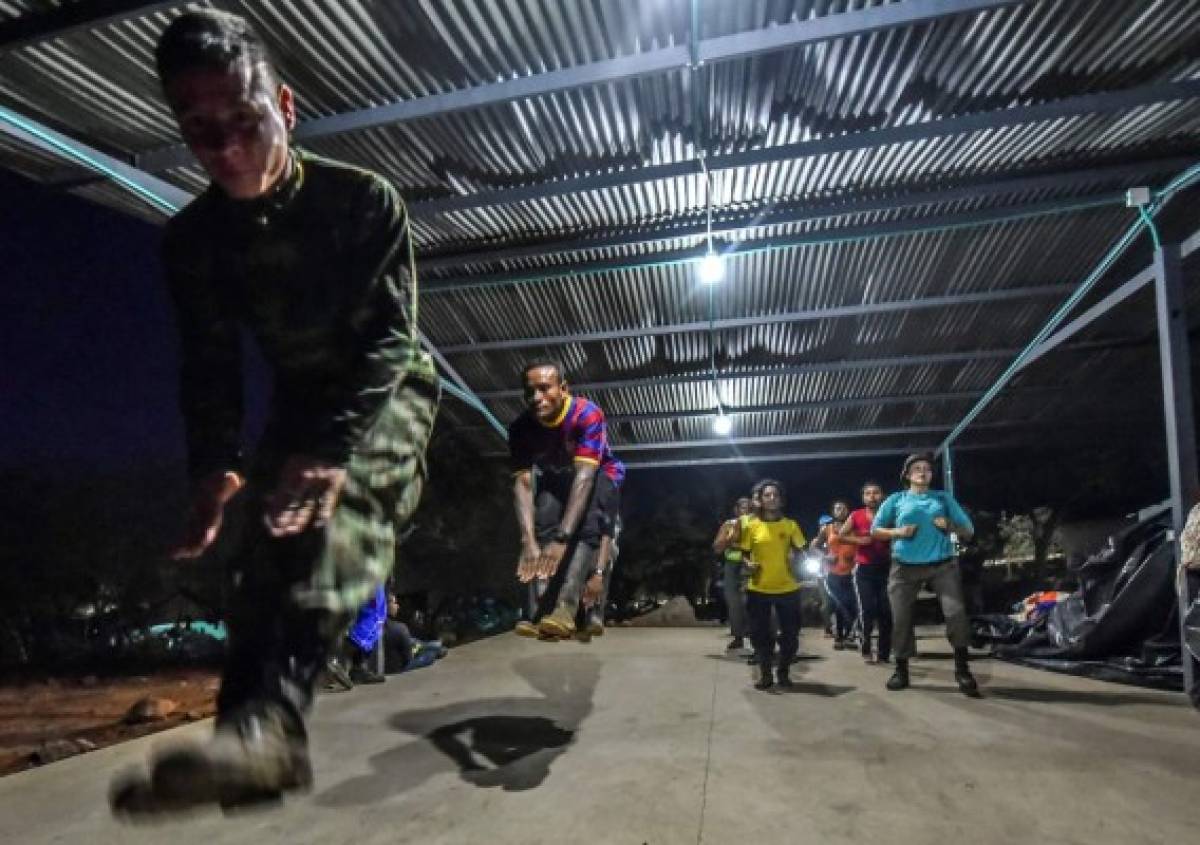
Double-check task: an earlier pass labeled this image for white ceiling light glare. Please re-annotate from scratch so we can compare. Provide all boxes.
[699,248,725,284]
[712,412,733,435]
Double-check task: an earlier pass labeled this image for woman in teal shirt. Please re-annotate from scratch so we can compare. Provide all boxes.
[872,453,978,695]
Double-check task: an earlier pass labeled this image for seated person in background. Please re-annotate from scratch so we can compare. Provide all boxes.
[385,592,447,673]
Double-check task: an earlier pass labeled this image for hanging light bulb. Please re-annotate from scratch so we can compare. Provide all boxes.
[698,248,725,285]
[712,412,733,435]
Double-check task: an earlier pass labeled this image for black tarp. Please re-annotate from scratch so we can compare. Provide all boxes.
[972,508,1188,692]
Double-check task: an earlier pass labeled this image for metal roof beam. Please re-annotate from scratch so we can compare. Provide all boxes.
[473,337,1135,400]
[414,78,1200,218]
[0,104,190,215]
[618,423,973,452]
[696,0,1033,64]
[0,1,180,54]
[617,442,1005,470]
[1020,224,1200,370]
[422,193,1124,293]
[474,442,1007,466]
[136,0,1030,172]
[603,386,1057,423]
[438,285,1072,354]
[417,157,1191,272]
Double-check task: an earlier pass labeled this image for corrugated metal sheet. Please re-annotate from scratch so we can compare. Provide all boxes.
[1,0,1198,464]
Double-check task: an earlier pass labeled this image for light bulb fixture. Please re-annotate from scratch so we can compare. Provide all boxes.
[712,412,733,435]
[698,248,725,285]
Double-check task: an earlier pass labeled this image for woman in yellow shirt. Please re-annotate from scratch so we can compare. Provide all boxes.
[740,480,807,690]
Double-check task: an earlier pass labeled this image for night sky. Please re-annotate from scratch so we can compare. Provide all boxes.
[1,167,184,473]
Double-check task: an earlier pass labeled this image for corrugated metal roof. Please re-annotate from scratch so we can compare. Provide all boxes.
[1,0,1198,467]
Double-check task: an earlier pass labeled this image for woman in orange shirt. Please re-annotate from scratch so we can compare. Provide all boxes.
[819,499,859,649]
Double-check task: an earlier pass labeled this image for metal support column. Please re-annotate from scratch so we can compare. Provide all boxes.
[943,447,956,496]
[1153,241,1200,702]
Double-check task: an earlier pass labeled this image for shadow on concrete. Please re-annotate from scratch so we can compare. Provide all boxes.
[315,653,599,806]
[773,682,855,697]
[703,653,826,663]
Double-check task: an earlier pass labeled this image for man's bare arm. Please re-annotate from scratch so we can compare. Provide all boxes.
[558,462,598,537]
[838,519,871,546]
[713,520,738,552]
[513,471,540,581]
[513,471,537,546]
[533,462,598,579]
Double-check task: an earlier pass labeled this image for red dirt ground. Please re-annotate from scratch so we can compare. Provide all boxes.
[0,668,218,777]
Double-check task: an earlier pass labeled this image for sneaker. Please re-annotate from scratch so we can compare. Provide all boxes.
[537,605,576,640]
[110,706,312,817]
[753,665,774,691]
[726,637,745,651]
[514,620,538,638]
[322,658,353,692]
[586,619,605,637]
[863,651,877,665]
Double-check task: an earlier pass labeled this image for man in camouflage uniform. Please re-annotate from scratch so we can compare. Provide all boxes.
[111,10,438,814]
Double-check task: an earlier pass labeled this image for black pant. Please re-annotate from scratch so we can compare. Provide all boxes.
[216,520,348,740]
[853,566,892,660]
[746,589,801,671]
[825,573,857,639]
[526,472,621,620]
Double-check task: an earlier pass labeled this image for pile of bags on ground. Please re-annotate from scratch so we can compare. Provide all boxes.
[972,507,1188,691]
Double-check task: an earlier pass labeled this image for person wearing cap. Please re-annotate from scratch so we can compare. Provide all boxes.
[872,453,978,694]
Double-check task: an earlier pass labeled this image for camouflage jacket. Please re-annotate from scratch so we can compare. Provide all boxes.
[164,149,418,480]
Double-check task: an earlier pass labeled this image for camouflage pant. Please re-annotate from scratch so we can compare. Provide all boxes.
[217,353,439,728]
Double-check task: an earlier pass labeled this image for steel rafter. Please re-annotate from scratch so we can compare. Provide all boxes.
[438,285,1073,355]
[413,79,1200,218]
[473,337,1141,401]
[136,0,1033,171]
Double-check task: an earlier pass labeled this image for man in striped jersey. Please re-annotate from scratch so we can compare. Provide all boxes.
[509,360,625,640]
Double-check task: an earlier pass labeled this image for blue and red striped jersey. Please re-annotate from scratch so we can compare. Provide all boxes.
[508,395,625,487]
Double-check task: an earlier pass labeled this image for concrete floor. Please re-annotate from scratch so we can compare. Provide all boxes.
[1,627,1196,845]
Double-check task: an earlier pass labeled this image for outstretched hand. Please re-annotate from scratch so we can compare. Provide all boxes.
[517,542,541,582]
[582,573,604,608]
[263,455,347,537]
[171,471,244,560]
[534,541,568,580]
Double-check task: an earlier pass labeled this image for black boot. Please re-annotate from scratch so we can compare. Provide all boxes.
[776,664,794,689]
[886,659,910,691]
[953,648,978,695]
[754,663,774,690]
